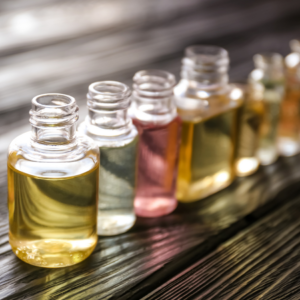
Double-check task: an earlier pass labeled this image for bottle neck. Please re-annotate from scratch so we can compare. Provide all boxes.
[85,81,133,137]
[131,69,177,123]
[180,45,229,91]
[30,94,79,150]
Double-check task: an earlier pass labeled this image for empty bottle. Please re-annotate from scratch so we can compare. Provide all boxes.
[248,53,285,165]
[130,70,181,217]
[8,94,99,268]
[78,81,138,235]
[174,45,243,202]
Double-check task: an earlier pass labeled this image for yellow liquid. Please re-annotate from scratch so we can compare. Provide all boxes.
[177,109,238,202]
[8,164,98,268]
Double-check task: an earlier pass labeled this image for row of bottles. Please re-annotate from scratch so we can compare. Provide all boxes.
[7,41,300,268]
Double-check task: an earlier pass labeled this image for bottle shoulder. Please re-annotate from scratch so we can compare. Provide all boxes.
[8,131,99,178]
[78,121,139,148]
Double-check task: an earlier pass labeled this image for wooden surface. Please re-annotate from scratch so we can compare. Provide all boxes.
[1,0,300,299]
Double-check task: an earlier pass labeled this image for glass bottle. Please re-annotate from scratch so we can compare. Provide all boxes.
[235,84,263,177]
[248,53,285,165]
[130,70,181,217]
[278,40,300,156]
[78,81,138,235]
[174,45,243,202]
[7,93,99,268]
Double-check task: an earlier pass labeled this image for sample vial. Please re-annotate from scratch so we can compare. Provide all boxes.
[78,81,138,235]
[174,45,243,202]
[130,70,181,217]
[8,94,99,268]
[235,84,263,177]
[248,53,285,165]
[278,40,300,156]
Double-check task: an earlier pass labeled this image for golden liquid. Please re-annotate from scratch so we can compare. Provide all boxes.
[8,163,98,268]
[177,108,238,202]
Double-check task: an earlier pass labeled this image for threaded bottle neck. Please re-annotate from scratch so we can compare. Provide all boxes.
[86,81,132,137]
[132,69,177,123]
[181,45,229,88]
[30,93,79,148]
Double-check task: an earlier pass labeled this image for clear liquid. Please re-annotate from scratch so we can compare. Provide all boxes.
[177,109,238,202]
[98,138,138,235]
[133,117,181,217]
[8,163,98,268]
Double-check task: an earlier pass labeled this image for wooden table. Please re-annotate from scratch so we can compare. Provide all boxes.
[1,0,300,299]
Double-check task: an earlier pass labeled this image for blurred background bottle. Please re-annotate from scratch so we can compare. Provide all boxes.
[8,94,99,268]
[174,45,243,202]
[78,81,138,235]
[235,84,263,177]
[278,40,300,157]
[248,53,285,165]
[130,70,181,218]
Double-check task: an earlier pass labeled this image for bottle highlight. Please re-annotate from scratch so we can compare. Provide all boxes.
[78,81,138,235]
[248,53,285,165]
[8,94,99,268]
[278,40,300,156]
[130,70,181,218]
[174,45,243,202]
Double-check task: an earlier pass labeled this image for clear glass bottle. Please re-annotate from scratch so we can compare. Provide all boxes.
[78,81,138,235]
[248,53,285,165]
[7,93,99,268]
[235,84,263,177]
[278,40,300,156]
[174,45,243,202]
[130,70,181,217]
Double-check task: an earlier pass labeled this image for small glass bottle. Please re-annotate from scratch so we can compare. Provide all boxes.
[174,45,243,202]
[78,81,138,235]
[248,53,285,165]
[130,70,181,218]
[8,94,99,268]
[235,84,263,177]
[278,40,300,156]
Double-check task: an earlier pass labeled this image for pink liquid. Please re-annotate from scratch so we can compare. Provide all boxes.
[133,116,181,217]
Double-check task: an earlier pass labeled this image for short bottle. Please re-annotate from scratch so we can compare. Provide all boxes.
[235,84,263,177]
[78,81,138,235]
[278,40,300,156]
[174,45,243,202]
[8,94,99,268]
[248,53,285,165]
[130,70,181,218]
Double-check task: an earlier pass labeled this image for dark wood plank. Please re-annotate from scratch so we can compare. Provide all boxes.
[143,193,300,300]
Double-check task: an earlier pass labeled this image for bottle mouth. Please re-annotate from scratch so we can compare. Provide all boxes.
[133,69,176,98]
[88,81,131,111]
[30,93,79,127]
[253,53,283,70]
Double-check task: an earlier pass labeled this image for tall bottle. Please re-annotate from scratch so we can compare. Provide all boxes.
[248,53,285,165]
[235,84,263,177]
[130,70,181,218]
[174,45,243,202]
[8,94,99,268]
[278,40,300,156]
[78,81,138,235]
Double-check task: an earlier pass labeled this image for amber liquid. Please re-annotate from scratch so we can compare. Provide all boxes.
[177,108,238,202]
[8,164,98,268]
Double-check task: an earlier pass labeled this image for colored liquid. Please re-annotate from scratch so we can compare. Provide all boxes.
[177,109,238,202]
[235,97,263,177]
[98,138,138,235]
[133,117,181,217]
[8,164,98,268]
[278,88,300,157]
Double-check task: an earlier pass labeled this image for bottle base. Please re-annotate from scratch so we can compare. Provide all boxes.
[9,234,97,268]
[278,137,300,157]
[235,157,260,177]
[177,170,234,202]
[97,213,136,236]
[134,197,177,218]
[257,147,278,166]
